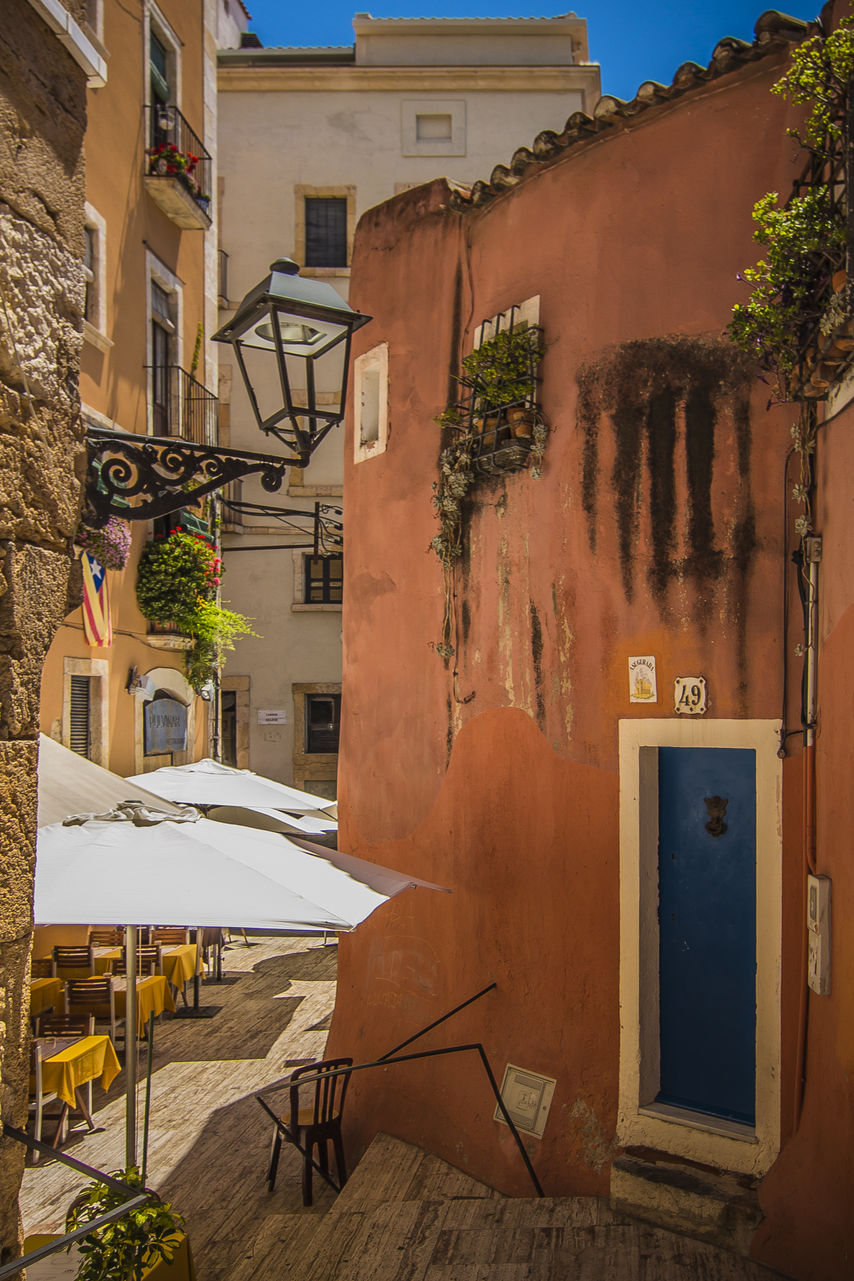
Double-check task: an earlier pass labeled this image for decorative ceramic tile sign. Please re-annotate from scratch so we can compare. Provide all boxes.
[674,676,707,715]
[494,1063,556,1139]
[629,655,658,704]
[257,709,287,724]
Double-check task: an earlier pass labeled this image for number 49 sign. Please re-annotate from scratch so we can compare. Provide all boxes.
[674,676,707,715]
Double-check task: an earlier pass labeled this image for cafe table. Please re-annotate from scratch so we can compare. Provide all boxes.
[29,976,64,1021]
[35,1034,121,1140]
[160,943,198,993]
[112,974,176,1035]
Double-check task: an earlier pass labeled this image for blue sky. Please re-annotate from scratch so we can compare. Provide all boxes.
[243,1,820,101]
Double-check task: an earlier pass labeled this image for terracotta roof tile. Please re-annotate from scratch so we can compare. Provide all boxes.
[448,10,811,212]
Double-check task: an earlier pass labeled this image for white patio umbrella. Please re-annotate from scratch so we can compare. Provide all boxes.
[126,757,334,815]
[35,804,446,1165]
[207,804,337,839]
[37,733,185,826]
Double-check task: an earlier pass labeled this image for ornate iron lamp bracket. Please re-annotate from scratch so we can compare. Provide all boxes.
[86,427,293,524]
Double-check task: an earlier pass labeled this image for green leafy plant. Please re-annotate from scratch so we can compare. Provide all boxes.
[728,187,844,376]
[772,11,854,153]
[184,598,259,693]
[136,530,256,691]
[729,15,853,392]
[458,325,543,416]
[66,1166,184,1281]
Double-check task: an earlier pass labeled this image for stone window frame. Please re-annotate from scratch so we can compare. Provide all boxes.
[353,342,389,464]
[292,681,340,792]
[62,657,109,767]
[82,201,111,353]
[294,185,356,279]
[401,100,466,157]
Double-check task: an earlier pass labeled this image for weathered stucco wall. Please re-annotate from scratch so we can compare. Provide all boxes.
[330,24,851,1278]
[0,0,86,1261]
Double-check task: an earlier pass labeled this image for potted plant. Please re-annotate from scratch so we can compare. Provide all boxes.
[136,528,256,691]
[457,325,543,436]
[75,516,133,571]
[66,1165,186,1280]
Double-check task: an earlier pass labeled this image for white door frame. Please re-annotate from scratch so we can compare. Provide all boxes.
[617,718,782,1176]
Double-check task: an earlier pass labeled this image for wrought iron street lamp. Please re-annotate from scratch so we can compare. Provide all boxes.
[212,257,371,466]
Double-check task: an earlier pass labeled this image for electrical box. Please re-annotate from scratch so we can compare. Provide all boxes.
[807,873,831,996]
[494,1064,556,1139]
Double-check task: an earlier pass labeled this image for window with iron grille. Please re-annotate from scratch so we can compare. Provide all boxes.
[304,197,347,268]
[305,693,341,754]
[69,675,92,758]
[304,554,343,604]
[151,281,175,435]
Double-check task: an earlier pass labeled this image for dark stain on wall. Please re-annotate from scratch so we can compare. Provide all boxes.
[577,337,754,605]
[461,597,471,643]
[446,692,454,767]
[530,602,545,724]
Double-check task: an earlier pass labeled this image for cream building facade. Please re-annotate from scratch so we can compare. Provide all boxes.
[216,14,601,794]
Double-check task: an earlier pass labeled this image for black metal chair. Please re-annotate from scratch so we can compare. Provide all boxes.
[267,1057,353,1205]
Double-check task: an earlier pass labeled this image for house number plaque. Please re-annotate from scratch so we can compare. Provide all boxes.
[674,676,707,715]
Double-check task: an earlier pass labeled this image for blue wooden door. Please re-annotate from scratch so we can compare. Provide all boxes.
[657,746,756,1124]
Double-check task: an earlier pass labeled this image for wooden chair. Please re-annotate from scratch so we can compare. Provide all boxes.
[112,945,163,977]
[88,927,124,947]
[30,957,53,979]
[40,1014,94,1037]
[29,1040,64,1161]
[52,946,95,980]
[149,927,189,946]
[66,977,118,1045]
[267,1058,353,1205]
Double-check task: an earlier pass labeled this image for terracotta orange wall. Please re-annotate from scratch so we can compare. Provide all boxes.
[328,35,852,1276]
[751,398,854,1278]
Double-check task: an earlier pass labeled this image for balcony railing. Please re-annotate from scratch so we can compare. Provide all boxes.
[147,364,218,447]
[144,104,212,228]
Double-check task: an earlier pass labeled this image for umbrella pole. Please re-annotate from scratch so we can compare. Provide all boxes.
[142,1011,155,1184]
[125,925,138,1170]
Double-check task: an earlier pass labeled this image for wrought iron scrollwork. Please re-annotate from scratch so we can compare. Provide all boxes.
[86,427,290,524]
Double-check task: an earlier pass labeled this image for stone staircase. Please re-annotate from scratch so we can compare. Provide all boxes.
[227,1133,786,1280]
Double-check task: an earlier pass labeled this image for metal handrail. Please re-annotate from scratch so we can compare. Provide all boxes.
[0,1124,155,1280]
[258,1040,544,1199]
[256,980,545,1199]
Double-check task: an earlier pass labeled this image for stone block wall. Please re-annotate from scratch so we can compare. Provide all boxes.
[0,0,86,1263]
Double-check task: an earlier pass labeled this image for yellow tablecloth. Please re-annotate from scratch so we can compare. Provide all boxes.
[29,977,64,1017]
[41,1035,121,1108]
[161,943,197,989]
[22,1231,195,1280]
[93,946,122,974]
[113,975,176,1033]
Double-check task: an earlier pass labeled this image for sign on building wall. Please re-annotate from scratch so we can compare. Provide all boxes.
[144,697,188,754]
[674,676,707,715]
[257,709,287,724]
[628,655,658,704]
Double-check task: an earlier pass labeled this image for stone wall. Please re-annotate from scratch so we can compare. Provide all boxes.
[0,0,86,1263]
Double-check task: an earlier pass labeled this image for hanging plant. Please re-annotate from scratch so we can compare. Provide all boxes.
[75,516,133,570]
[458,325,543,418]
[136,529,255,691]
[136,529,218,628]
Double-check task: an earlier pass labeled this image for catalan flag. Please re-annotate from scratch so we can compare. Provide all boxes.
[82,552,113,647]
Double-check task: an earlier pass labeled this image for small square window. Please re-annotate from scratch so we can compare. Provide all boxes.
[305,693,341,754]
[305,197,348,268]
[305,554,343,604]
